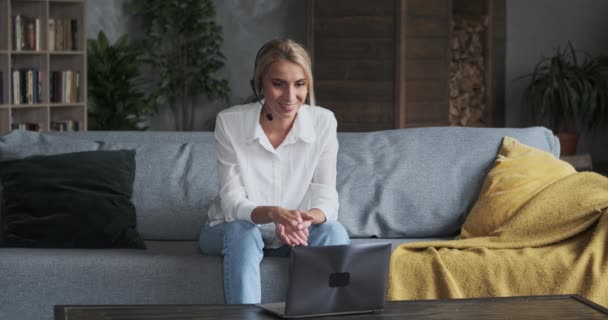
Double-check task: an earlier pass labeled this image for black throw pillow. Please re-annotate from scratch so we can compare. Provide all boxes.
[0,149,145,249]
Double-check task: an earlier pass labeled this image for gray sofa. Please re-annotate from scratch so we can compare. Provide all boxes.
[0,126,559,320]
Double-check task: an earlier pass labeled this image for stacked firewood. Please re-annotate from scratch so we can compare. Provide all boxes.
[449,16,488,127]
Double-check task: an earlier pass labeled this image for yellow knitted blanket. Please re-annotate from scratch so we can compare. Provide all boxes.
[387,138,608,306]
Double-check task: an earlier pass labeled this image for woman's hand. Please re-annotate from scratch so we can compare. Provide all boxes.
[268,208,310,230]
[251,206,316,246]
[272,210,315,246]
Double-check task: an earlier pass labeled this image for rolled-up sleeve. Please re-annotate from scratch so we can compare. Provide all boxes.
[308,115,339,221]
[215,116,257,223]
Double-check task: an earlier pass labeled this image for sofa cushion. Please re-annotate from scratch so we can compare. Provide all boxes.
[336,126,560,238]
[0,129,100,158]
[21,131,217,241]
[0,149,145,249]
[99,141,217,241]
[459,136,576,239]
[50,127,559,240]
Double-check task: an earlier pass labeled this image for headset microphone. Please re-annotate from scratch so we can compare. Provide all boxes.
[250,79,273,121]
[250,44,273,121]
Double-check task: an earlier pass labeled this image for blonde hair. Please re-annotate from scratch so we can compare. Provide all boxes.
[253,38,316,107]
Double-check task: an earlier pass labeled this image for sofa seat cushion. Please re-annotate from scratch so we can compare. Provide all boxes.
[0,240,291,318]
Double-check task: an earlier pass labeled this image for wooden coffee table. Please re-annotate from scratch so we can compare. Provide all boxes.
[55,295,608,319]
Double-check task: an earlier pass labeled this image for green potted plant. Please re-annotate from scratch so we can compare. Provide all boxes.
[131,0,230,131]
[521,42,608,155]
[88,31,155,130]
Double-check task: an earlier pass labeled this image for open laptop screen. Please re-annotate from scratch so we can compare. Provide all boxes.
[283,243,391,317]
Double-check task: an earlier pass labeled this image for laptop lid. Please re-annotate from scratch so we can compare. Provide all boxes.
[283,242,391,318]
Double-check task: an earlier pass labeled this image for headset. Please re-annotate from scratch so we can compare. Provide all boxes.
[250,43,274,121]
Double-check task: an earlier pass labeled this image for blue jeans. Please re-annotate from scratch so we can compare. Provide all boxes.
[198,220,350,304]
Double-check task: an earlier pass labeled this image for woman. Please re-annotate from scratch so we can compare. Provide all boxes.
[199,38,350,304]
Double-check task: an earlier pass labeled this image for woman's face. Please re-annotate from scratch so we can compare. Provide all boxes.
[262,58,308,122]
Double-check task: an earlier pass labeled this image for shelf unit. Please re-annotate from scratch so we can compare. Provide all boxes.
[0,0,86,134]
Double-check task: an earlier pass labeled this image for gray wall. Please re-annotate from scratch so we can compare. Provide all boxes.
[88,1,608,160]
[86,0,305,131]
[506,0,608,161]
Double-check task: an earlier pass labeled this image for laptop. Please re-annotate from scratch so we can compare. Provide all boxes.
[257,242,391,318]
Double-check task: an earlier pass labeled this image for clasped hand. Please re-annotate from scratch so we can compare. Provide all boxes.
[270,209,314,246]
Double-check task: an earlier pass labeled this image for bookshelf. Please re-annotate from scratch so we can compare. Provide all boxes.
[0,0,86,134]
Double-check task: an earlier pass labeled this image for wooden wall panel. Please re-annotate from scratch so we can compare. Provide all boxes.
[308,0,395,132]
[328,101,394,124]
[316,81,393,103]
[315,16,394,38]
[307,0,503,131]
[315,0,394,17]
[314,38,394,60]
[487,0,506,127]
[399,0,451,128]
[407,0,449,17]
[315,60,394,82]
[406,38,449,59]
[406,60,445,79]
[406,17,449,37]
[406,80,447,102]
[406,102,449,124]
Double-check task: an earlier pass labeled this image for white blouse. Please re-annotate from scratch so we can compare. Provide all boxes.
[207,102,340,245]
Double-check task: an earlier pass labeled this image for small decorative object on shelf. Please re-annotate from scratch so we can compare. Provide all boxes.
[11,122,41,131]
[0,0,87,134]
[51,120,79,132]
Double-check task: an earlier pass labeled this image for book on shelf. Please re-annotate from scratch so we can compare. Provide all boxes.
[48,18,55,51]
[12,70,20,104]
[51,120,79,132]
[35,18,41,51]
[12,15,21,51]
[49,18,78,51]
[25,70,33,104]
[0,71,3,104]
[51,70,79,103]
[11,122,41,131]
[12,68,42,104]
[12,15,41,51]
[71,19,78,51]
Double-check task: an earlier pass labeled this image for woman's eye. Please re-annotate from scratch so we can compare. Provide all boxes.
[272,82,284,87]
[296,82,306,87]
